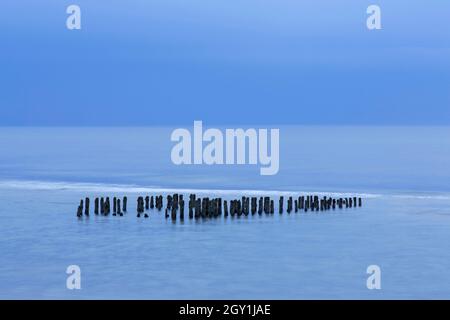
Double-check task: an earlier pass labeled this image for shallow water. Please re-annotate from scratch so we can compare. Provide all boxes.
[0,126,449,299]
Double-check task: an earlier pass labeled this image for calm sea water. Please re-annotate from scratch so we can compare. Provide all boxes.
[0,126,449,299]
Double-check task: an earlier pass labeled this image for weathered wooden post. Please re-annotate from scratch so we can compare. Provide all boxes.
[117,199,122,215]
[85,197,90,216]
[224,200,228,217]
[236,200,242,216]
[144,197,149,216]
[194,200,199,218]
[173,194,177,212]
[100,197,105,215]
[188,195,194,219]
[94,197,99,214]
[251,197,257,215]
[173,194,179,210]
[171,206,176,221]
[236,199,240,216]
[287,197,293,214]
[188,198,193,219]
[262,197,267,214]
[103,197,107,215]
[247,197,250,215]
[145,196,150,210]
[105,197,110,215]
[201,198,207,218]
[180,199,185,220]
[137,197,141,217]
[123,196,128,212]
[212,199,217,218]
[211,198,215,217]
[230,200,235,217]
[205,197,210,217]
[167,195,173,211]
[213,199,218,218]
[77,199,83,217]
[279,196,284,214]
[195,199,201,218]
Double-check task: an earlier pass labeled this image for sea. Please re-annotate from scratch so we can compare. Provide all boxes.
[0,126,449,299]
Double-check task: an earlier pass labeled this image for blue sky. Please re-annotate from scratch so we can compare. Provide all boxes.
[1,1,449,126]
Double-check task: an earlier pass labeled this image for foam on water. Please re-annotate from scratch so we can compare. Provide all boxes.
[4,179,450,201]
[0,179,384,198]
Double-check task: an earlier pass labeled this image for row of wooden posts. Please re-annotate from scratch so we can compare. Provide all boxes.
[76,196,128,217]
[77,194,363,219]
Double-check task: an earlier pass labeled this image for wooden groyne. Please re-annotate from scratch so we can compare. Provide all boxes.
[76,193,363,220]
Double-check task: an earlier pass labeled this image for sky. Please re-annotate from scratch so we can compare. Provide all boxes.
[0,0,449,126]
